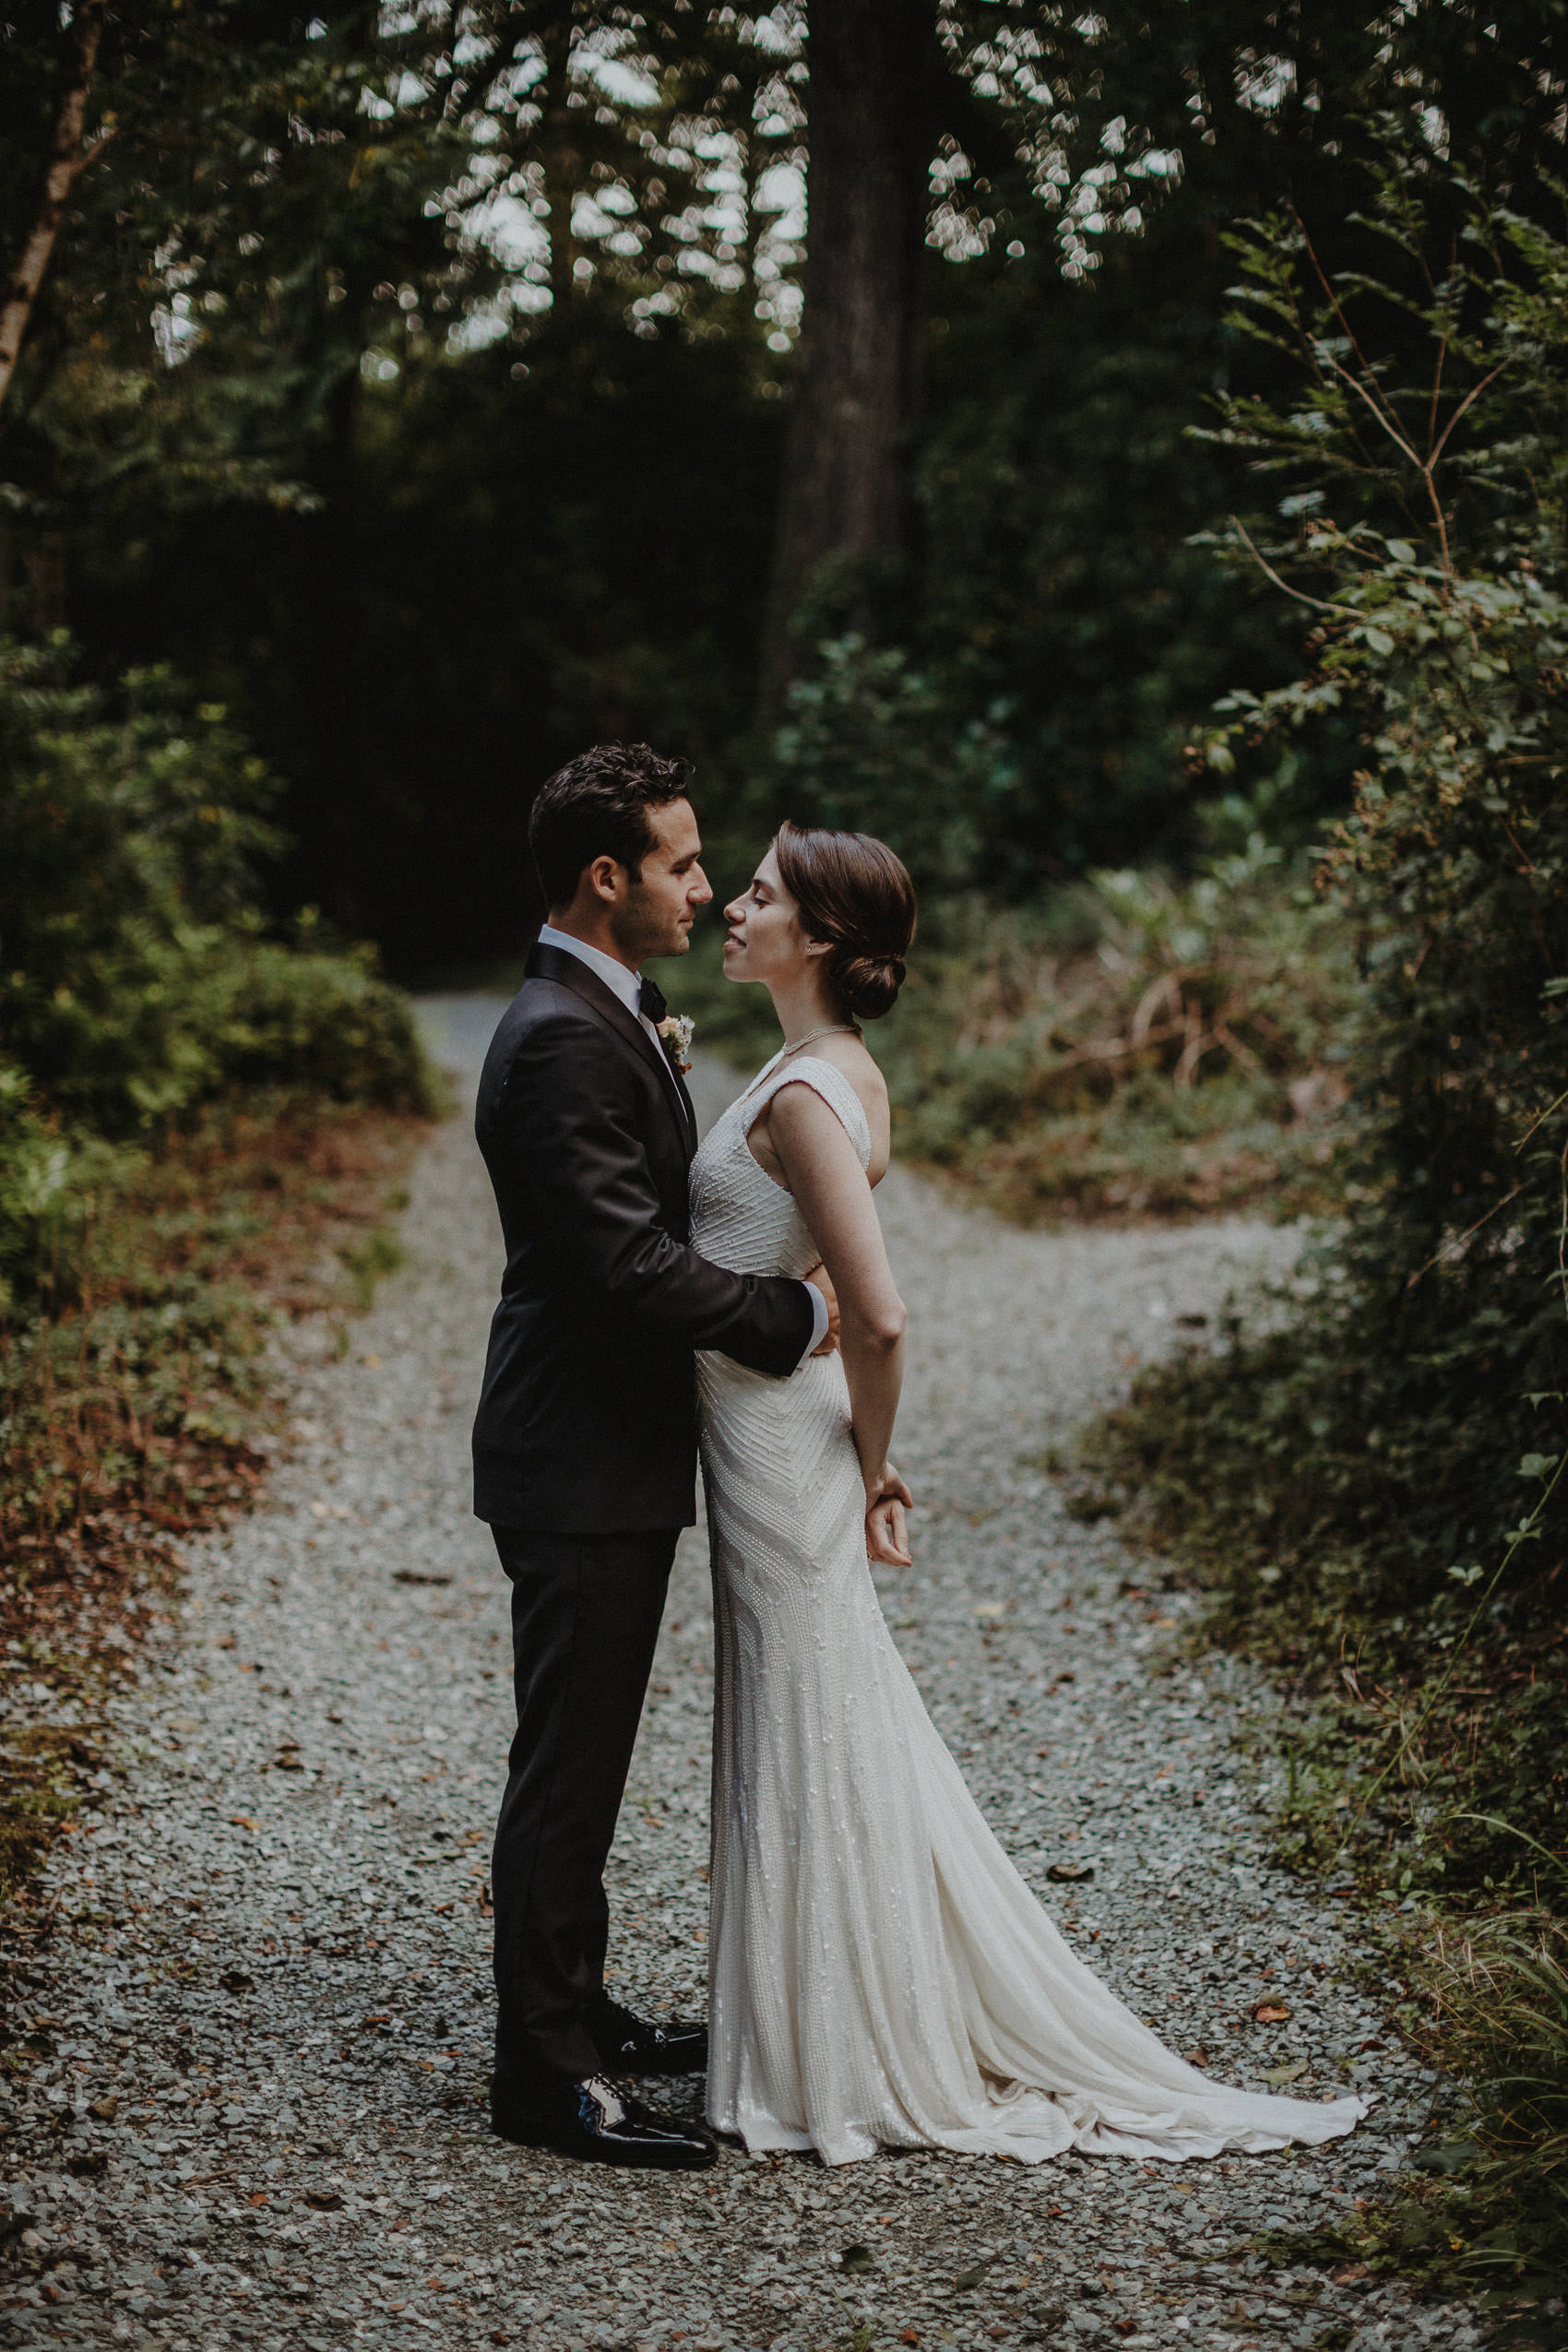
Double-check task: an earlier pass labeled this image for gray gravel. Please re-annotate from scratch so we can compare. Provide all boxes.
[0,992,1479,2352]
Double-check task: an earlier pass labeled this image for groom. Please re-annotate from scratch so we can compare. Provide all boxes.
[472,742,837,2169]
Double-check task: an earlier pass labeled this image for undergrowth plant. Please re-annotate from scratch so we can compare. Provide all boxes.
[1092,128,1568,2297]
[877,842,1355,1220]
[0,635,435,1905]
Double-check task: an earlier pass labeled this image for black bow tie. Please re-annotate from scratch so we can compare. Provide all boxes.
[637,975,667,1026]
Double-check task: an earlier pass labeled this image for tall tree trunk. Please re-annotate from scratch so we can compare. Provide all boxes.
[760,0,932,704]
[0,0,112,415]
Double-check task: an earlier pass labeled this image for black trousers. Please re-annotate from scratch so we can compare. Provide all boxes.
[489,1524,679,2096]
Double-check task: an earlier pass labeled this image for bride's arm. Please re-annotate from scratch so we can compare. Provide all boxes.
[766,1083,912,1566]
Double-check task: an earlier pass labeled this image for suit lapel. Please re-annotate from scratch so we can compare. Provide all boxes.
[667,1052,697,1134]
[526,943,695,1164]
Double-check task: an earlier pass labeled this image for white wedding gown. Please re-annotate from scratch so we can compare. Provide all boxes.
[690,1051,1369,2167]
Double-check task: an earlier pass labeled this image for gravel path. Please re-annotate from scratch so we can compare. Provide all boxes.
[0,995,1479,2352]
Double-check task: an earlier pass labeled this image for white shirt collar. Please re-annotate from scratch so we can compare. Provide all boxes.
[537,922,642,1019]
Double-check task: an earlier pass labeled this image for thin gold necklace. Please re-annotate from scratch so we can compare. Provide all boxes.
[779,1021,861,1057]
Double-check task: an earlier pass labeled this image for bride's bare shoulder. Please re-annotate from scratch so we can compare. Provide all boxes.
[802,1034,891,1178]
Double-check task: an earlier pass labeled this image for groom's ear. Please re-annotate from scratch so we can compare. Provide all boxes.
[585,853,628,906]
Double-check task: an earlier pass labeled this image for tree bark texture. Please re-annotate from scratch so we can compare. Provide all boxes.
[763,0,933,689]
[0,0,112,416]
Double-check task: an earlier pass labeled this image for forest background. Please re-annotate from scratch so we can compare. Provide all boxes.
[3,0,1567,2324]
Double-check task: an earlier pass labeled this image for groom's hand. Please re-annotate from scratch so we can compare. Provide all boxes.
[805,1263,840,1355]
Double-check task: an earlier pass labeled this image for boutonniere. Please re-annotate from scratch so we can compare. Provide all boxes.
[657,1013,695,1074]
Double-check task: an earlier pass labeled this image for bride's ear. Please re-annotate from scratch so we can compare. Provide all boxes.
[802,932,833,961]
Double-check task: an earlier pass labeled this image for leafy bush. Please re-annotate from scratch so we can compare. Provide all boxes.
[0,1060,130,1317]
[0,635,435,1905]
[1092,129,1568,2291]
[764,633,1019,890]
[0,636,433,1130]
[1113,145,1568,1669]
[878,842,1355,1219]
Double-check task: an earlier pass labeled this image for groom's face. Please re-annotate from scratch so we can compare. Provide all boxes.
[615,796,712,962]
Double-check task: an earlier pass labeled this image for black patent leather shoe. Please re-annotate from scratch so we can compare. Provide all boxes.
[589,1994,708,2077]
[491,2073,716,2169]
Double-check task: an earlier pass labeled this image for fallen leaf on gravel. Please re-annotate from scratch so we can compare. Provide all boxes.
[1182,2048,1209,2069]
[1330,2263,1370,2285]
[840,2245,875,2274]
[305,2192,343,2211]
[1263,2060,1309,2085]
[229,1816,258,1832]
[901,2334,920,2346]
[246,2192,268,2207]
[88,2097,116,2120]
[1047,1862,1094,1883]
[1253,2001,1291,2024]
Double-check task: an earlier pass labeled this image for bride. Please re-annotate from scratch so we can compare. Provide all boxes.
[689,821,1369,2167]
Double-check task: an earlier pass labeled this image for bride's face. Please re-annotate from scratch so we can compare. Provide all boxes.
[723,847,826,989]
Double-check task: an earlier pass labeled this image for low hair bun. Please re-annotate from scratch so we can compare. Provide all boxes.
[832,950,907,1021]
[772,822,917,1024]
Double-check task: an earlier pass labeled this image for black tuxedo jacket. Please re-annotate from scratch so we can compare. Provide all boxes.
[471,943,814,1532]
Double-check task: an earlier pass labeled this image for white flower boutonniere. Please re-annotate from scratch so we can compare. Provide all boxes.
[657,1013,695,1074]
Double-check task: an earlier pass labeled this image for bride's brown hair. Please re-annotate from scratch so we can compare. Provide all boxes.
[773,822,917,1022]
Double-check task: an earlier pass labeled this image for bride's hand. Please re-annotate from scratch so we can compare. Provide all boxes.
[864,1465,913,1566]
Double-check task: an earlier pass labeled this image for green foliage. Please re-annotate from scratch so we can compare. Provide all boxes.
[1092,127,1568,2290]
[1415,1914,1568,2291]
[0,636,433,1133]
[1136,144,1568,1651]
[878,844,1356,1219]
[766,633,1018,888]
[0,1059,128,1319]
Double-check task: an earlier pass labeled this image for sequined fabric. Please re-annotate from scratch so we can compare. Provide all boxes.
[691,1053,1369,2166]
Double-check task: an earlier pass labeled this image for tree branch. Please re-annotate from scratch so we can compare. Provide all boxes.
[0,0,112,416]
[1228,517,1345,613]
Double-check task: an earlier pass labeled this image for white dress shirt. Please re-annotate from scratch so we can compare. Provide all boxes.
[536,924,829,1366]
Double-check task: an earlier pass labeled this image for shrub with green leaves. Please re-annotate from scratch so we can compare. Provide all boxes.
[0,636,433,1133]
[1095,124,1567,2290]
[765,633,1019,890]
[1125,138,1568,1662]
[877,842,1355,1219]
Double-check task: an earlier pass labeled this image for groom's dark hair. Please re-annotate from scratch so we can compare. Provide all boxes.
[529,742,692,908]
